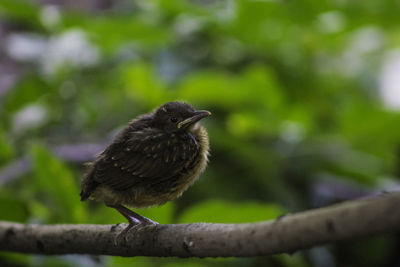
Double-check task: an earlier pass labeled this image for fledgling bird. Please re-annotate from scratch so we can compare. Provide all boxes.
[80,101,210,242]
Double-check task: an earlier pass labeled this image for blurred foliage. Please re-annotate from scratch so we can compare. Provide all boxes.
[178,199,283,223]
[1,0,400,266]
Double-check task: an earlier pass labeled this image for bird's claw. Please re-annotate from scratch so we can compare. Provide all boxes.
[114,220,158,246]
[114,223,136,245]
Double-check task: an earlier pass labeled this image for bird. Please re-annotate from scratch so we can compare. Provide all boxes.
[80,101,211,243]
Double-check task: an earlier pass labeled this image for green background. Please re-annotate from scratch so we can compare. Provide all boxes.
[1,0,400,266]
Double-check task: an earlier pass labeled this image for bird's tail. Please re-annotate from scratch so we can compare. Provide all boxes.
[80,179,100,201]
[80,162,99,201]
[80,190,91,201]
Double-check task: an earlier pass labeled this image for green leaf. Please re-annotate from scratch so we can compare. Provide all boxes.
[3,75,52,115]
[0,190,28,222]
[63,15,171,53]
[121,63,173,107]
[111,256,152,267]
[273,253,310,267]
[0,0,40,27]
[30,144,86,223]
[138,202,174,225]
[0,128,14,164]
[178,199,284,223]
[0,252,31,267]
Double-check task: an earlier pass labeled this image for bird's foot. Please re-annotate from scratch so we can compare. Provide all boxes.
[114,222,137,245]
[114,219,158,245]
[107,204,159,245]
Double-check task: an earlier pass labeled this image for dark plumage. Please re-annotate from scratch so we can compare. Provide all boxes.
[80,101,210,242]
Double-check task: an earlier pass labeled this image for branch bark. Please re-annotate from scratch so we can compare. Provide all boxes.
[1,192,400,257]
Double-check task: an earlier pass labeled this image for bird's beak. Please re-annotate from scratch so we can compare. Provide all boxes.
[178,110,211,129]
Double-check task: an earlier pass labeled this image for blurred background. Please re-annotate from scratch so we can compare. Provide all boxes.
[1,0,400,266]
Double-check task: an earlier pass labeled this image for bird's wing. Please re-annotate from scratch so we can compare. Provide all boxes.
[92,129,200,191]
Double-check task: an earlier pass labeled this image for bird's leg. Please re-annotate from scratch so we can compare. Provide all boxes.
[106,203,158,244]
[114,204,158,225]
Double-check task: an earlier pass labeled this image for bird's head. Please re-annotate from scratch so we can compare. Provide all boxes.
[152,102,211,133]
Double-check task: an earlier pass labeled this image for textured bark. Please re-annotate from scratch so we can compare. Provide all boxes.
[1,192,400,257]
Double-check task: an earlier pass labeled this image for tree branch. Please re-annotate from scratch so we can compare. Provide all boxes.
[1,192,400,257]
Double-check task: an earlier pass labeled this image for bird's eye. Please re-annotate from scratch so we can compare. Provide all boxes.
[170,117,178,123]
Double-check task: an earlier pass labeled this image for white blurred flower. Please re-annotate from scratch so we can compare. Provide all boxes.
[41,29,100,75]
[316,11,346,34]
[379,50,400,110]
[280,121,304,143]
[12,104,47,133]
[5,29,100,76]
[40,5,61,30]
[173,15,206,37]
[341,26,385,76]
[5,33,47,62]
